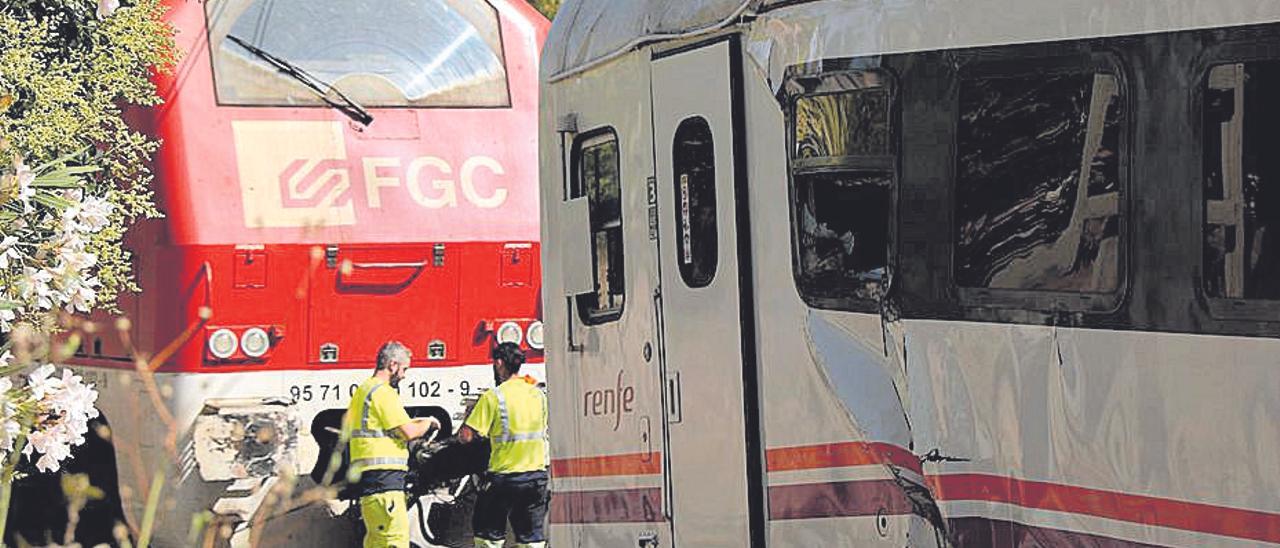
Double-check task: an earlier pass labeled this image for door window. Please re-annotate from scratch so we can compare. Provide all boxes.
[672,117,718,288]
[1203,61,1280,301]
[573,131,625,323]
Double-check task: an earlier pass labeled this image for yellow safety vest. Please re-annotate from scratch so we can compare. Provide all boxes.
[466,378,549,474]
[345,378,409,474]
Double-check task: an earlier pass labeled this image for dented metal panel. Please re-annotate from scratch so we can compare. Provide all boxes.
[193,398,301,482]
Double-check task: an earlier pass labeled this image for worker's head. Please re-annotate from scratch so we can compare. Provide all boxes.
[375,341,412,388]
[490,342,525,384]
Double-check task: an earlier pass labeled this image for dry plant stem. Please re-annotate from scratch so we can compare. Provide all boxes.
[144,310,206,373]
[63,498,82,546]
[114,427,150,539]
[144,312,209,456]
[0,435,28,542]
[114,314,189,537]
[137,470,165,548]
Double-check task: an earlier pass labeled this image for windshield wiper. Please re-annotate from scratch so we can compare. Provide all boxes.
[226,34,373,126]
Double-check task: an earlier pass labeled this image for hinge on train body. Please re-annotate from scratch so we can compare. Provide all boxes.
[433,243,446,267]
[325,245,338,269]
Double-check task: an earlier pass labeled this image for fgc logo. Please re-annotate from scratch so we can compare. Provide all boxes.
[232,121,508,229]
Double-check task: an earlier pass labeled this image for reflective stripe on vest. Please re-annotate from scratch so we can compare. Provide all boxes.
[350,456,408,468]
[493,384,549,443]
[352,383,391,439]
[348,380,409,473]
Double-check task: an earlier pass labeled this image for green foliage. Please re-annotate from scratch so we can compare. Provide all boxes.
[527,0,560,19]
[0,0,177,325]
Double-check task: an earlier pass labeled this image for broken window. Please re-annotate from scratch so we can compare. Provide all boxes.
[790,71,895,307]
[1203,62,1280,301]
[672,117,718,288]
[954,68,1125,293]
[574,133,625,321]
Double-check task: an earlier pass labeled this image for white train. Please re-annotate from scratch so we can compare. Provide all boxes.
[538,1,1280,546]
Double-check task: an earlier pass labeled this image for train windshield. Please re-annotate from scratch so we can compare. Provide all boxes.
[205,0,509,108]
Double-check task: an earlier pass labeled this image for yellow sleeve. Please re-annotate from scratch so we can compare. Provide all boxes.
[372,385,412,432]
[463,391,497,438]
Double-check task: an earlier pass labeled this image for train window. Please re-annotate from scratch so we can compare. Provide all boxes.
[672,117,718,288]
[574,132,625,323]
[787,70,896,309]
[205,0,509,108]
[954,69,1125,294]
[1203,62,1280,301]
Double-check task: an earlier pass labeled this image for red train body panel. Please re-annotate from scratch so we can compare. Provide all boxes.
[65,2,548,543]
[90,0,547,374]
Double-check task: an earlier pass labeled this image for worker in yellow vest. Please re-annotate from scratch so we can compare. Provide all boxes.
[459,342,548,548]
[344,341,440,548]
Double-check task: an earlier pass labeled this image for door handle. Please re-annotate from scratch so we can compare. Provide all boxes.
[336,257,429,289]
[640,416,652,460]
[566,297,584,353]
[347,260,429,270]
[665,372,682,424]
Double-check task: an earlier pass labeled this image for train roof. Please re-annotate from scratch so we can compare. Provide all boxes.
[543,0,776,80]
[544,0,1280,82]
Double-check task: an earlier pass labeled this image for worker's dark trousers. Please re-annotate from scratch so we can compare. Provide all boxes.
[473,470,549,544]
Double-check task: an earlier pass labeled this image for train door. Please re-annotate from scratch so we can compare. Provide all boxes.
[650,37,764,547]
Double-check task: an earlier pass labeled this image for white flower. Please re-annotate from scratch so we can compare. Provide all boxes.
[25,363,57,401]
[48,369,99,427]
[0,419,17,454]
[25,425,71,473]
[56,247,97,272]
[0,309,14,332]
[16,367,101,473]
[96,0,120,19]
[13,157,34,214]
[75,196,113,233]
[19,267,56,310]
[0,377,16,453]
[0,236,21,270]
[63,282,97,313]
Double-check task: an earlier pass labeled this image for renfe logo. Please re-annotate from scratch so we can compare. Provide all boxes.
[583,370,635,432]
[232,121,509,229]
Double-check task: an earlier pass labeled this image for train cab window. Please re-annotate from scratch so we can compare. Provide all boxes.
[954,67,1125,297]
[205,0,509,108]
[672,117,718,288]
[1203,62,1280,301]
[574,132,625,322]
[787,70,895,309]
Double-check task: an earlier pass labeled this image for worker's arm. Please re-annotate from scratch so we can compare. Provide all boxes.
[371,387,436,441]
[396,417,440,441]
[457,392,495,444]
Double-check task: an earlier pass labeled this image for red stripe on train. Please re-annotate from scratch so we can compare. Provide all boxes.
[549,488,665,524]
[550,443,1280,542]
[551,452,662,478]
[766,441,923,475]
[929,473,1280,544]
[768,479,915,520]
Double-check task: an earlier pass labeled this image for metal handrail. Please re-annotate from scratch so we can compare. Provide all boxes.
[348,260,429,270]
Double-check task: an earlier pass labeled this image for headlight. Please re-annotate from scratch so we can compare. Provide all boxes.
[241,327,271,358]
[526,321,544,350]
[495,321,523,345]
[208,328,238,359]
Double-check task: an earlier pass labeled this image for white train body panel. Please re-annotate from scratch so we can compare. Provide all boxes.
[540,1,1280,546]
